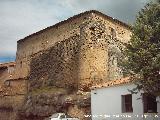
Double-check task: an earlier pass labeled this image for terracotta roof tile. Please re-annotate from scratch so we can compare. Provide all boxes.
[91,77,134,90]
[0,62,15,68]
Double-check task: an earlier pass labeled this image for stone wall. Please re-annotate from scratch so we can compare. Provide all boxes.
[0,11,132,120]
[78,19,108,91]
[14,11,131,81]
[0,108,14,120]
[17,12,131,120]
[0,95,25,120]
[27,15,131,91]
[0,62,15,84]
[0,79,27,120]
[14,13,91,79]
[29,35,80,91]
[92,13,131,81]
[0,63,27,120]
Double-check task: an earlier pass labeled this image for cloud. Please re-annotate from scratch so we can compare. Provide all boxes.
[0,0,149,61]
[60,0,150,23]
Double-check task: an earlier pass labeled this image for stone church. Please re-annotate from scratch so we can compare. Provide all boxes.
[0,10,131,120]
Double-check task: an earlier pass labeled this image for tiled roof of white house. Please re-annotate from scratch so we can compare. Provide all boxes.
[91,77,134,90]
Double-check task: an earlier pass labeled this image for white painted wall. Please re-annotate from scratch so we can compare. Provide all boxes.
[91,83,160,120]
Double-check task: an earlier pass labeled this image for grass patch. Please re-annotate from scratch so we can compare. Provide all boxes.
[30,86,67,95]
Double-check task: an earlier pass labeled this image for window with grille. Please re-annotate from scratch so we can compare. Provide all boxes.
[122,94,133,113]
[143,94,157,113]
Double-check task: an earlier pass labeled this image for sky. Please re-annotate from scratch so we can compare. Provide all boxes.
[0,0,150,63]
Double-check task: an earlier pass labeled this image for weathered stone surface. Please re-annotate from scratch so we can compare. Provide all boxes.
[79,20,108,90]
[77,92,91,108]
[17,89,91,120]
[0,10,131,120]
[29,35,80,91]
[19,94,65,119]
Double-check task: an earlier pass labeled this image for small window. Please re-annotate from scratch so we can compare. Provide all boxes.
[111,28,116,39]
[20,61,22,68]
[143,94,157,113]
[122,94,133,113]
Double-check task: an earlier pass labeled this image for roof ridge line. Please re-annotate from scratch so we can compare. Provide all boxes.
[17,10,131,43]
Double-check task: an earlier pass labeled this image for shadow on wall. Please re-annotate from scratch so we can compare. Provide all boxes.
[29,35,80,92]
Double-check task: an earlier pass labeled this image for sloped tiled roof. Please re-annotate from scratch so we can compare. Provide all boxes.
[0,62,15,69]
[91,77,134,90]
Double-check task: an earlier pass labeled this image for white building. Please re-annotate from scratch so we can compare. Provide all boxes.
[91,78,160,120]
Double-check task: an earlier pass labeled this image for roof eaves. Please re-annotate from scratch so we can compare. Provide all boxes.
[0,62,16,68]
[91,77,133,90]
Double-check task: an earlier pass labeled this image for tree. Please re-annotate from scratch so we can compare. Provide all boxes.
[121,0,160,95]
